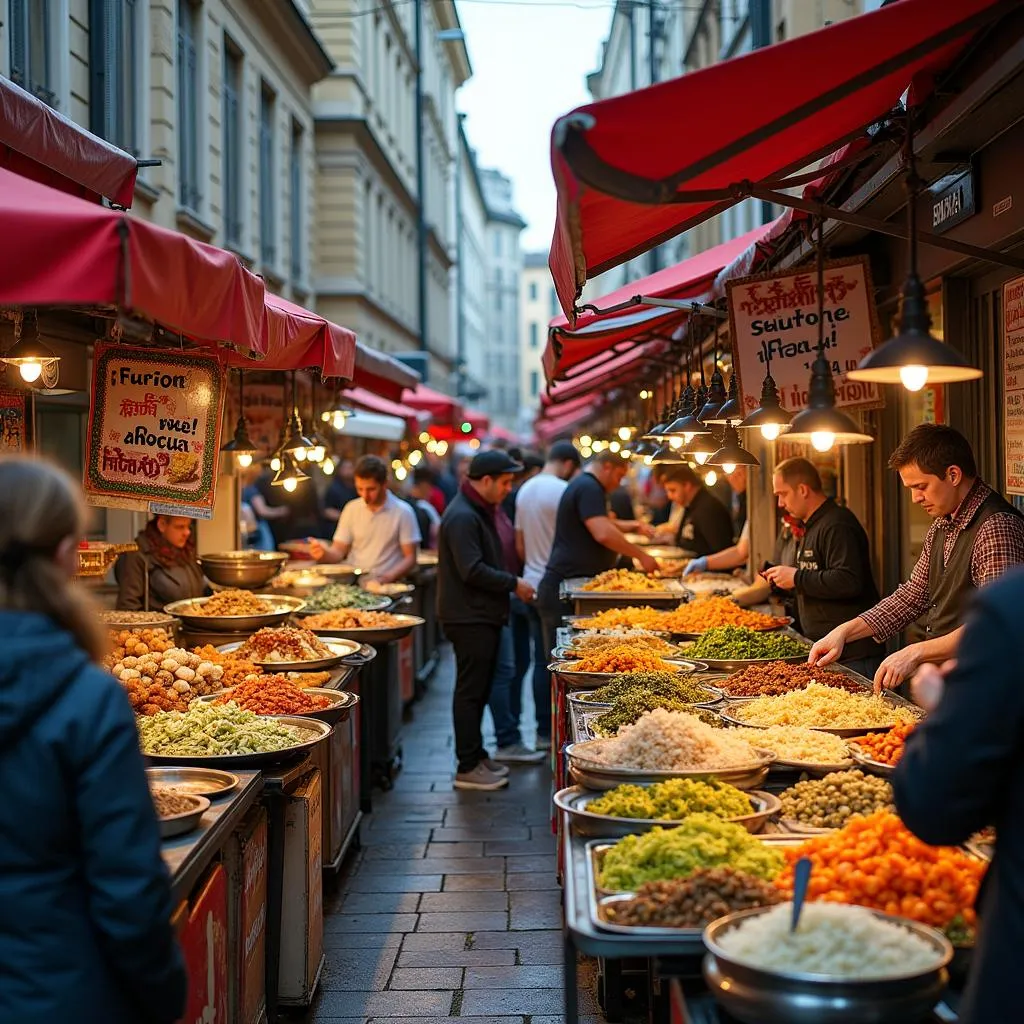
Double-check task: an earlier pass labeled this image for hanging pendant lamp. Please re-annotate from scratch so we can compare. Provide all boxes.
[785,218,874,453]
[664,318,712,440]
[271,451,310,491]
[847,114,981,391]
[738,350,792,440]
[704,372,743,427]
[684,429,718,466]
[707,421,760,470]
[220,370,260,469]
[698,318,728,423]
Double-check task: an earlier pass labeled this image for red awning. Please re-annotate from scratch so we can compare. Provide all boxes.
[545,218,788,382]
[0,77,137,206]
[549,0,1007,320]
[352,344,421,402]
[537,402,597,443]
[542,342,662,409]
[404,384,464,424]
[250,294,356,380]
[487,425,521,444]
[341,386,426,435]
[0,167,268,355]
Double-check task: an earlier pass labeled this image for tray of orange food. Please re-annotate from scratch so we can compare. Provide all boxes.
[570,597,789,639]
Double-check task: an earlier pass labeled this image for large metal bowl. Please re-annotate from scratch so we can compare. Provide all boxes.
[199,551,288,589]
[702,904,952,1024]
[197,687,359,725]
[164,594,305,632]
[154,792,211,839]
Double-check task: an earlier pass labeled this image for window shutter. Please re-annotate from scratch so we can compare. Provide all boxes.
[9,0,28,87]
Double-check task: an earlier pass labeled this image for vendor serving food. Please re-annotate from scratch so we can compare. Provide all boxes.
[114,515,205,611]
[809,426,1024,691]
[307,455,420,583]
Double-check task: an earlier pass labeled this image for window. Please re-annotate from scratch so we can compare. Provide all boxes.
[529,323,538,349]
[290,121,304,283]
[549,287,559,318]
[492,232,501,258]
[259,82,276,269]
[91,0,143,152]
[222,37,243,248]
[529,281,538,301]
[9,0,56,106]
[177,0,201,212]
[530,370,539,398]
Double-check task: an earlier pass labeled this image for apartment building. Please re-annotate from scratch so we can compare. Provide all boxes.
[310,0,471,386]
[519,251,556,435]
[1,0,331,304]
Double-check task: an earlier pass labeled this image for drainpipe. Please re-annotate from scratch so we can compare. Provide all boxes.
[415,0,429,379]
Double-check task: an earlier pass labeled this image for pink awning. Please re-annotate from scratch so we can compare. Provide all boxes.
[352,344,421,402]
[342,386,426,435]
[404,384,464,425]
[258,294,356,380]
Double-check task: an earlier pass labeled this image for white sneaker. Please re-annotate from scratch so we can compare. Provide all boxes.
[482,758,511,776]
[493,743,546,764]
[454,763,509,790]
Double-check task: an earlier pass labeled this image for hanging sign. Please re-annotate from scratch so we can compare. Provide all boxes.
[85,343,226,514]
[0,389,26,451]
[727,255,883,417]
[1002,275,1024,494]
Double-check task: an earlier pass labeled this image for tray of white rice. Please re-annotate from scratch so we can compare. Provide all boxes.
[702,902,952,1024]
[727,725,854,772]
[566,708,775,791]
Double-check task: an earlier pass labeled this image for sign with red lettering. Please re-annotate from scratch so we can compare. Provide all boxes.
[0,389,25,451]
[1003,275,1024,494]
[727,256,883,418]
[85,343,226,513]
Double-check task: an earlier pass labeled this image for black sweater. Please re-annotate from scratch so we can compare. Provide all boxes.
[436,490,516,627]
[793,498,879,658]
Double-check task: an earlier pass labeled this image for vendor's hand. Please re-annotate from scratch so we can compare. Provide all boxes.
[872,646,922,694]
[910,659,956,713]
[763,565,797,591]
[808,627,845,668]
[637,552,659,575]
[635,522,656,540]
[306,537,326,562]
[683,557,708,577]
[515,578,535,602]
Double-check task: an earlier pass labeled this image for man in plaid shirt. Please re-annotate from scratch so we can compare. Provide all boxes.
[809,424,1024,693]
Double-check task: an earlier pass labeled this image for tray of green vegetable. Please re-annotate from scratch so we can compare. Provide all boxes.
[567,670,724,708]
[138,703,331,767]
[678,625,811,670]
[294,583,392,614]
[555,782,781,838]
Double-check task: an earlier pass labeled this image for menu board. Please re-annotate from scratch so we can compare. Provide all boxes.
[1003,275,1024,494]
[0,389,26,451]
[727,256,883,417]
[85,343,226,514]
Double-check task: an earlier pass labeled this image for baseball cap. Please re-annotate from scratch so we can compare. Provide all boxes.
[548,440,582,467]
[468,449,525,479]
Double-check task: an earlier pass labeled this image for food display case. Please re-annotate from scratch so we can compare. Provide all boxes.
[559,575,687,615]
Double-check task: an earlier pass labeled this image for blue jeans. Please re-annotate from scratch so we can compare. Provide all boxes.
[509,596,532,730]
[487,623,522,749]
[523,601,551,740]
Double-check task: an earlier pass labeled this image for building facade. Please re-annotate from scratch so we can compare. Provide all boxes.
[519,251,556,436]
[310,0,471,387]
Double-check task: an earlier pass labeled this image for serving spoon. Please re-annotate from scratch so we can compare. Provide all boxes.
[791,856,812,932]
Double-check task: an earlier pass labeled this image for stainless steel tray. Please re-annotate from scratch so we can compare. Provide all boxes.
[682,573,750,597]
[594,892,707,939]
[570,704,725,744]
[216,636,361,672]
[555,785,781,838]
[720,706,912,739]
[561,576,687,601]
[142,715,332,768]
[567,682,725,711]
[196,687,358,724]
[550,659,709,689]
[302,615,425,644]
[554,640,692,661]
[675,650,810,672]
[294,594,392,615]
[145,766,239,799]
[164,595,306,632]
[769,756,855,774]
[155,793,211,839]
[566,742,775,791]
[848,744,896,777]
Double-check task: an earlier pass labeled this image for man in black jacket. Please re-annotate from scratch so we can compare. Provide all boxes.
[895,569,1024,1024]
[764,457,880,678]
[438,450,535,791]
[655,464,734,558]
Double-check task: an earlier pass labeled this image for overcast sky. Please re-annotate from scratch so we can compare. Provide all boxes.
[455,0,612,254]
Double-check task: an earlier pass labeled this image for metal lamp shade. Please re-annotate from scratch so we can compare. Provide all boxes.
[706,424,760,468]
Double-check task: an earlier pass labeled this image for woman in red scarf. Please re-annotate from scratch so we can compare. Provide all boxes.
[114,516,206,611]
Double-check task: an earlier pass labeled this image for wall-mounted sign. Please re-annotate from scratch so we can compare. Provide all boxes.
[921,167,976,235]
[1002,275,1024,495]
[85,343,226,513]
[0,389,26,451]
[727,255,883,418]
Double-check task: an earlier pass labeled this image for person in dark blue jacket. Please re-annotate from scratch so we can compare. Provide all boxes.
[0,457,187,1024]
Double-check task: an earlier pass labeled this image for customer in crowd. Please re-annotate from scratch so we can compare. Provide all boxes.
[655,464,734,559]
[322,458,357,527]
[809,424,1024,691]
[245,465,293,548]
[608,482,636,522]
[894,568,1024,1024]
[503,452,544,521]
[536,451,659,662]
[308,454,421,582]
[408,467,442,549]
[514,441,581,750]
[115,514,205,611]
[764,458,880,678]
[241,465,276,550]
[0,457,187,1024]
[438,450,535,790]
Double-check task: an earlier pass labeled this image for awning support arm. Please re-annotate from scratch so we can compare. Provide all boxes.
[577,297,727,319]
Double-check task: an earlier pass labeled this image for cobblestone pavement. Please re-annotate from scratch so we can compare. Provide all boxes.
[304,644,605,1023]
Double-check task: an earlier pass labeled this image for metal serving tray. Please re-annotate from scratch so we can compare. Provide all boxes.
[720,698,920,739]
[560,576,688,602]
[682,573,750,597]
[572,705,726,744]
[566,682,725,711]
[164,594,306,632]
[216,636,361,672]
[848,744,896,776]
[554,785,781,838]
[196,687,359,725]
[549,659,709,690]
[302,614,425,644]
[145,766,239,799]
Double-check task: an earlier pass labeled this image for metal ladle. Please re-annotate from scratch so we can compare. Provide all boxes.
[791,856,813,932]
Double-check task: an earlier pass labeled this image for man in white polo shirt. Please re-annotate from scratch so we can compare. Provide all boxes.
[308,455,420,582]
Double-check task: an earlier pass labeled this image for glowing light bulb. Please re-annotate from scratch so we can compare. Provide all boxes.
[308,445,326,463]
[426,439,437,453]
[469,438,481,449]
[395,466,408,481]
[580,446,592,458]
[408,450,423,466]
[293,446,307,462]
[321,411,331,423]
[609,441,621,453]
[270,456,281,472]
[683,432,695,444]
[617,427,632,441]
[419,431,431,444]
[283,476,298,492]
[436,441,448,456]
[811,431,836,452]
[322,457,336,475]
[694,451,710,465]
[579,435,592,448]
[722,462,737,475]
[760,423,782,441]
[19,361,42,383]
[704,470,718,487]
[669,436,684,450]
[643,455,653,465]
[333,412,347,430]
[236,452,253,469]
[619,449,630,459]
[900,364,929,392]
